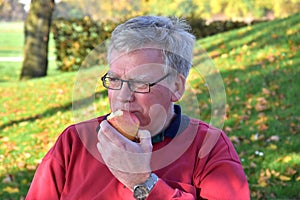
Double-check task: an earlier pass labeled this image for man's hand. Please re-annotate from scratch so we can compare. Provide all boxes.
[97,120,153,190]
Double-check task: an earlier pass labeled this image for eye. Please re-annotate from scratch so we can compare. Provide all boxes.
[106,77,121,88]
[108,77,117,81]
[132,81,148,89]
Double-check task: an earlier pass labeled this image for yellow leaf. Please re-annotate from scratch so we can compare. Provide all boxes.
[22,179,28,184]
[286,29,295,35]
[279,175,291,181]
[258,179,267,187]
[3,186,19,193]
[271,170,280,177]
[267,144,277,150]
[265,169,271,178]
[250,133,258,141]
[296,176,300,181]
[283,156,292,163]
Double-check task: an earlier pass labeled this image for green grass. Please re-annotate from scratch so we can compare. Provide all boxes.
[0,13,300,199]
[0,21,56,58]
[0,22,24,57]
[197,13,300,198]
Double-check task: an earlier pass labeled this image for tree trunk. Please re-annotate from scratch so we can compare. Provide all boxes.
[20,0,55,80]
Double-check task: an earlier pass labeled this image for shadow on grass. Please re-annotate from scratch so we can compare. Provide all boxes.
[0,90,108,131]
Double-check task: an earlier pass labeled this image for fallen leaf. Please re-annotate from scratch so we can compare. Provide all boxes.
[271,170,280,177]
[255,97,268,111]
[2,174,13,183]
[225,126,233,133]
[3,186,19,193]
[250,162,257,168]
[285,167,297,176]
[272,34,278,39]
[262,88,271,95]
[282,156,292,163]
[268,135,280,142]
[265,169,271,178]
[267,144,277,150]
[258,124,268,131]
[230,135,240,145]
[279,175,291,181]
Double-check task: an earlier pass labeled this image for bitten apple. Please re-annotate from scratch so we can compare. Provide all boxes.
[107,110,140,141]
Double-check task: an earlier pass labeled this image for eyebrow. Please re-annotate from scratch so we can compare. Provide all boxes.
[106,71,118,77]
[107,72,150,82]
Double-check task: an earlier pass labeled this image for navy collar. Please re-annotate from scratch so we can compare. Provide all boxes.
[151,104,181,143]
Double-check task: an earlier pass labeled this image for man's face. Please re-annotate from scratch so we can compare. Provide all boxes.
[107,49,176,135]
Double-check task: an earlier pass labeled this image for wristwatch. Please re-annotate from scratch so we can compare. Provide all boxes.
[133,173,158,200]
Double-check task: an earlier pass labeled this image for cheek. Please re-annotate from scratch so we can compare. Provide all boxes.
[153,85,173,106]
[137,85,172,122]
[138,86,171,128]
[108,90,117,110]
[142,85,172,108]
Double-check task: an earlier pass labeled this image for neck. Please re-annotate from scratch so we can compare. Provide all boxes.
[158,103,176,134]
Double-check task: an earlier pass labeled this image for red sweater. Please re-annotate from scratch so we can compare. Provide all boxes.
[26,115,249,200]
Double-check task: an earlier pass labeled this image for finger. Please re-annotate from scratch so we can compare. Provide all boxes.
[96,142,103,154]
[137,129,152,152]
[97,121,112,144]
[96,142,115,169]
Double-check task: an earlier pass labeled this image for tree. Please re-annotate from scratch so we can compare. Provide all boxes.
[20,0,55,80]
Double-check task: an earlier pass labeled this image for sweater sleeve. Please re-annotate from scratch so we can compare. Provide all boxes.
[26,125,75,200]
[147,179,196,199]
[25,151,65,200]
[193,131,250,200]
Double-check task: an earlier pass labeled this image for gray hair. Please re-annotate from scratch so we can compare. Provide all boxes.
[107,16,195,78]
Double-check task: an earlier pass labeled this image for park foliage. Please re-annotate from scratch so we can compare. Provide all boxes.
[0,11,299,199]
[52,16,265,71]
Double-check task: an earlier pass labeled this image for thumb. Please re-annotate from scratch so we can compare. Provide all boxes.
[137,129,152,152]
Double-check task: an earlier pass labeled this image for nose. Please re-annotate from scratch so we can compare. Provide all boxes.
[117,82,135,102]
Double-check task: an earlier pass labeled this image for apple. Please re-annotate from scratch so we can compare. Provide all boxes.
[107,110,140,141]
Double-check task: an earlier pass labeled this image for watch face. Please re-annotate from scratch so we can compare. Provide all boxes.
[133,185,149,200]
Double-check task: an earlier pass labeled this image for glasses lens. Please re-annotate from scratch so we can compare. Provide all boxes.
[130,82,149,93]
[103,77,121,89]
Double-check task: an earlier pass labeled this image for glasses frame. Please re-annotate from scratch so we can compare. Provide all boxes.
[101,73,170,93]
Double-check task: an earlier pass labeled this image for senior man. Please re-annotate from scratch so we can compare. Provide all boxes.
[26,16,250,200]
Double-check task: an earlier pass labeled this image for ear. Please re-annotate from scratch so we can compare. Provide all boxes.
[171,73,186,102]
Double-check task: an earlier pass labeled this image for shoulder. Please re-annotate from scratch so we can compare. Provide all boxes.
[44,115,106,160]
[58,115,106,141]
[187,117,238,160]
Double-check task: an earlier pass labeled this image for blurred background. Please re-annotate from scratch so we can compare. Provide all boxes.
[0,0,299,199]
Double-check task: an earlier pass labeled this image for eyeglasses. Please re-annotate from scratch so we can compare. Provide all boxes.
[101,73,170,93]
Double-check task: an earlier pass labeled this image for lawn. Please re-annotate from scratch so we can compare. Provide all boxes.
[0,13,300,199]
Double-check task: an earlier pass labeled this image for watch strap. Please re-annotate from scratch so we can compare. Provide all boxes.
[144,173,158,192]
[133,173,158,200]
